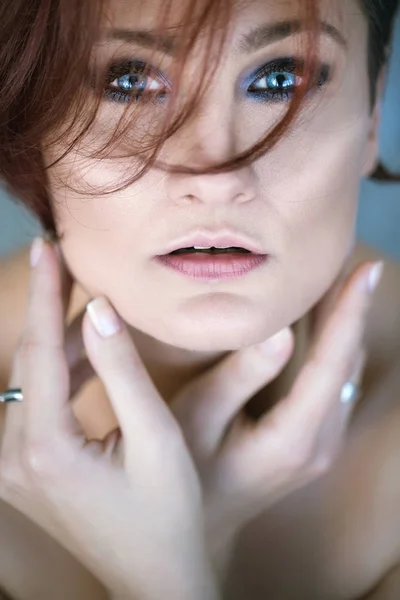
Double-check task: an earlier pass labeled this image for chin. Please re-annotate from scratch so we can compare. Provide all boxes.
[138,309,291,353]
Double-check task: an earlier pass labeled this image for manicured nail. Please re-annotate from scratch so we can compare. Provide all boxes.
[366,261,384,294]
[258,327,292,355]
[86,297,122,338]
[30,237,44,268]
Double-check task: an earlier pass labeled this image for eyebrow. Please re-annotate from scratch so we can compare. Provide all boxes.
[105,19,347,55]
[239,20,347,52]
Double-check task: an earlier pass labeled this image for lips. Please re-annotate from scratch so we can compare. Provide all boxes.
[155,250,269,280]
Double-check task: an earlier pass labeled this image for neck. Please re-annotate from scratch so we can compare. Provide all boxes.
[127,325,233,403]
[69,286,314,412]
[129,311,313,419]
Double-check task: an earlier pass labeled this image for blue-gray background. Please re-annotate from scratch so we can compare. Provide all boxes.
[1,13,399,259]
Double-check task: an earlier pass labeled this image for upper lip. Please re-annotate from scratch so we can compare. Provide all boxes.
[158,229,266,256]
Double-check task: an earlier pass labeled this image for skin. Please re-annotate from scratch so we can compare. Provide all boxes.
[1,0,400,599]
[44,0,377,377]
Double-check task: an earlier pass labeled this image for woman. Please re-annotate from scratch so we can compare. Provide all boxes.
[0,0,400,598]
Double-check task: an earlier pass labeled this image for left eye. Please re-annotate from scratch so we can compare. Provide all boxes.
[247,58,330,102]
[251,71,301,93]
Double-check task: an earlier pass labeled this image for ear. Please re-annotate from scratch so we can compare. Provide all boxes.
[361,68,387,178]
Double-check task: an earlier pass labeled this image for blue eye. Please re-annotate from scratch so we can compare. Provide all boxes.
[103,60,169,104]
[247,57,330,103]
[255,71,299,92]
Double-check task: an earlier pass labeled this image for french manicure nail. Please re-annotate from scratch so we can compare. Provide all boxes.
[30,237,44,268]
[86,297,122,338]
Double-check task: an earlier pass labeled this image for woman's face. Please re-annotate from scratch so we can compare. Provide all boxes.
[45,0,380,353]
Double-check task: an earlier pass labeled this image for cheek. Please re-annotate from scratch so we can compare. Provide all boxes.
[259,104,369,238]
[47,141,166,239]
[46,155,167,298]
[255,106,370,305]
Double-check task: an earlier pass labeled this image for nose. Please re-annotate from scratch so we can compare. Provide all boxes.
[167,165,259,206]
[164,98,260,206]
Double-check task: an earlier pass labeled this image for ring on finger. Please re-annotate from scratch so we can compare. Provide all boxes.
[0,388,23,403]
[340,381,362,405]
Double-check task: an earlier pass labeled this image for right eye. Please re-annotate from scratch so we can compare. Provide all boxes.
[103,60,169,104]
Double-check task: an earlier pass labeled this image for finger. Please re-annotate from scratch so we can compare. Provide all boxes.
[4,301,91,460]
[258,261,383,453]
[102,428,121,456]
[2,240,79,460]
[4,354,93,452]
[1,348,25,457]
[313,347,367,464]
[6,243,77,388]
[171,327,294,460]
[20,239,80,443]
[3,240,79,441]
[340,346,366,420]
[82,297,182,457]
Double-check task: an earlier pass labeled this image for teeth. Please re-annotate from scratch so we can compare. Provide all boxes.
[193,246,235,250]
[193,246,231,250]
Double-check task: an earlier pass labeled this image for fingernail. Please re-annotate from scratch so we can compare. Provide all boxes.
[365,261,384,294]
[86,297,122,338]
[258,327,292,355]
[30,237,44,268]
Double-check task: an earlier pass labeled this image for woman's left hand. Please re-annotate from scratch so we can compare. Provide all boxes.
[170,261,373,582]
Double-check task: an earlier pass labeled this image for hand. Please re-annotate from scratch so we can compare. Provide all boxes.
[169,260,382,580]
[0,239,220,600]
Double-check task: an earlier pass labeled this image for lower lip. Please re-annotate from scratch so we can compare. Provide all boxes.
[155,252,269,280]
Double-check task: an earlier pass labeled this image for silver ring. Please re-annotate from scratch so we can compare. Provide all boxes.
[0,388,23,403]
[340,381,361,405]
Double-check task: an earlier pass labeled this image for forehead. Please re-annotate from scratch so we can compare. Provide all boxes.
[103,0,365,35]
[98,0,369,68]
[97,0,369,73]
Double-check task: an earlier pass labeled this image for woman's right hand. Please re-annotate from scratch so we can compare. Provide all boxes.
[0,238,219,600]
[169,258,382,580]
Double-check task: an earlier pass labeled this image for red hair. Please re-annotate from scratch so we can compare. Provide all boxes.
[0,0,398,237]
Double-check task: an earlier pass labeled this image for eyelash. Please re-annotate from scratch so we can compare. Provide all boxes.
[103,60,168,105]
[102,57,331,105]
[246,57,331,103]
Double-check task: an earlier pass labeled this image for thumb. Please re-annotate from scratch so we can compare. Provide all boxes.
[171,327,295,461]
